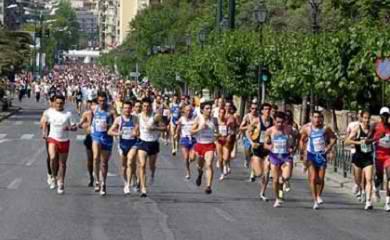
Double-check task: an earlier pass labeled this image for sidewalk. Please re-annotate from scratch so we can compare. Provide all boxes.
[0,104,21,122]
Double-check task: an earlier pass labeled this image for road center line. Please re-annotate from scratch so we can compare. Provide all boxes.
[0,134,7,139]
[14,121,23,125]
[20,134,34,140]
[7,178,22,189]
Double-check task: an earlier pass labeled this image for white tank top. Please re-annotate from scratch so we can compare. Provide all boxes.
[46,109,73,142]
[139,114,160,142]
[197,116,216,144]
[180,116,195,138]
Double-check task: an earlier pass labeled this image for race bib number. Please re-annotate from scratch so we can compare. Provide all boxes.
[313,137,325,152]
[272,138,287,154]
[95,118,107,132]
[182,124,192,137]
[121,126,134,140]
[378,134,390,149]
[219,125,228,136]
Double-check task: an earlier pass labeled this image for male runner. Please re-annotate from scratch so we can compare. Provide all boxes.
[91,92,114,196]
[191,101,217,194]
[108,101,139,195]
[240,103,259,172]
[136,98,166,197]
[41,94,77,194]
[300,111,337,210]
[367,107,390,211]
[78,98,97,187]
[170,95,181,155]
[345,111,374,210]
[264,111,294,207]
[246,103,273,201]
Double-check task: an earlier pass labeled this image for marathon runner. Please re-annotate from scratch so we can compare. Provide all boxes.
[367,107,390,212]
[108,101,139,195]
[264,111,294,207]
[215,107,229,180]
[78,98,97,187]
[246,103,273,201]
[136,97,166,197]
[300,111,337,210]
[175,104,197,179]
[170,95,181,155]
[91,92,114,196]
[345,111,374,210]
[191,101,217,194]
[41,94,77,194]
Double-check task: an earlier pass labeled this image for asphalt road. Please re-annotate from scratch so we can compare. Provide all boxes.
[0,99,389,240]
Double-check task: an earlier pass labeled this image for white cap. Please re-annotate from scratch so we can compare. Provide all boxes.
[379,107,390,115]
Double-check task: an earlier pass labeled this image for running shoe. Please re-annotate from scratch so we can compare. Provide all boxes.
[47,174,53,186]
[259,193,268,202]
[227,167,231,175]
[94,182,100,192]
[219,173,225,181]
[360,192,366,203]
[140,191,147,198]
[185,174,191,180]
[313,202,319,210]
[57,185,64,195]
[123,184,130,195]
[205,186,212,194]
[317,197,324,205]
[273,199,282,208]
[355,191,361,201]
[283,181,291,192]
[100,185,106,196]
[385,203,390,212]
[223,166,228,175]
[49,180,57,190]
[364,201,373,210]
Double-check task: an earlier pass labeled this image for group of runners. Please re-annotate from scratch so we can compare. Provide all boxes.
[38,64,390,212]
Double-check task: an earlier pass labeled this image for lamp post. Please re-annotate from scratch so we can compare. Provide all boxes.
[254,3,267,104]
[309,0,322,114]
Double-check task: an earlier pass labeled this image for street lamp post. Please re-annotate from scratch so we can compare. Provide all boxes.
[254,3,267,104]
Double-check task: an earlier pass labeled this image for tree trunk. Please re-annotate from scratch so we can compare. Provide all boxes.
[332,108,339,133]
[301,96,308,126]
[239,96,247,119]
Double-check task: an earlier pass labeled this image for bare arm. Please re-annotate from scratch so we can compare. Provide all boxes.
[325,127,337,154]
[344,128,360,146]
[108,118,120,137]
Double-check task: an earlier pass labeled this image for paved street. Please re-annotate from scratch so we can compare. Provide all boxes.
[0,100,389,240]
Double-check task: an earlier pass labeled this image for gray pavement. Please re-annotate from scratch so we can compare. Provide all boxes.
[0,100,389,240]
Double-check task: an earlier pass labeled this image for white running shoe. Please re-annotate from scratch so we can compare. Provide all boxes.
[49,180,57,190]
[227,167,231,175]
[223,166,228,175]
[185,174,191,180]
[259,193,268,202]
[313,202,319,210]
[123,184,130,195]
[360,192,366,203]
[273,199,282,208]
[47,174,53,186]
[364,201,373,210]
[317,197,324,205]
[57,185,64,195]
[385,203,390,212]
[100,186,106,196]
[283,182,291,192]
[219,173,225,181]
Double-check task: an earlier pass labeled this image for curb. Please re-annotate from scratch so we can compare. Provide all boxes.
[0,107,22,122]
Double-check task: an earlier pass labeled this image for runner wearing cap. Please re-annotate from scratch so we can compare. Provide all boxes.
[367,106,390,211]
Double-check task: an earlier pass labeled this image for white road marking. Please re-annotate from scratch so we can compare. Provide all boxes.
[0,134,7,139]
[13,121,23,125]
[107,172,118,177]
[20,134,34,140]
[213,207,236,222]
[7,178,22,189]
[34,121,41,125]
[76,135,85,141]
[0,139,11,143]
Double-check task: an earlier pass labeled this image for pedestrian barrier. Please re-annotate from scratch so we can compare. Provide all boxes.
[330,139,352,178]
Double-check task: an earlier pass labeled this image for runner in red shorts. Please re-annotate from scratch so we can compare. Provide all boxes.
[41,94,77,195]
[368,107,390,211]
[191,100,217,194]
